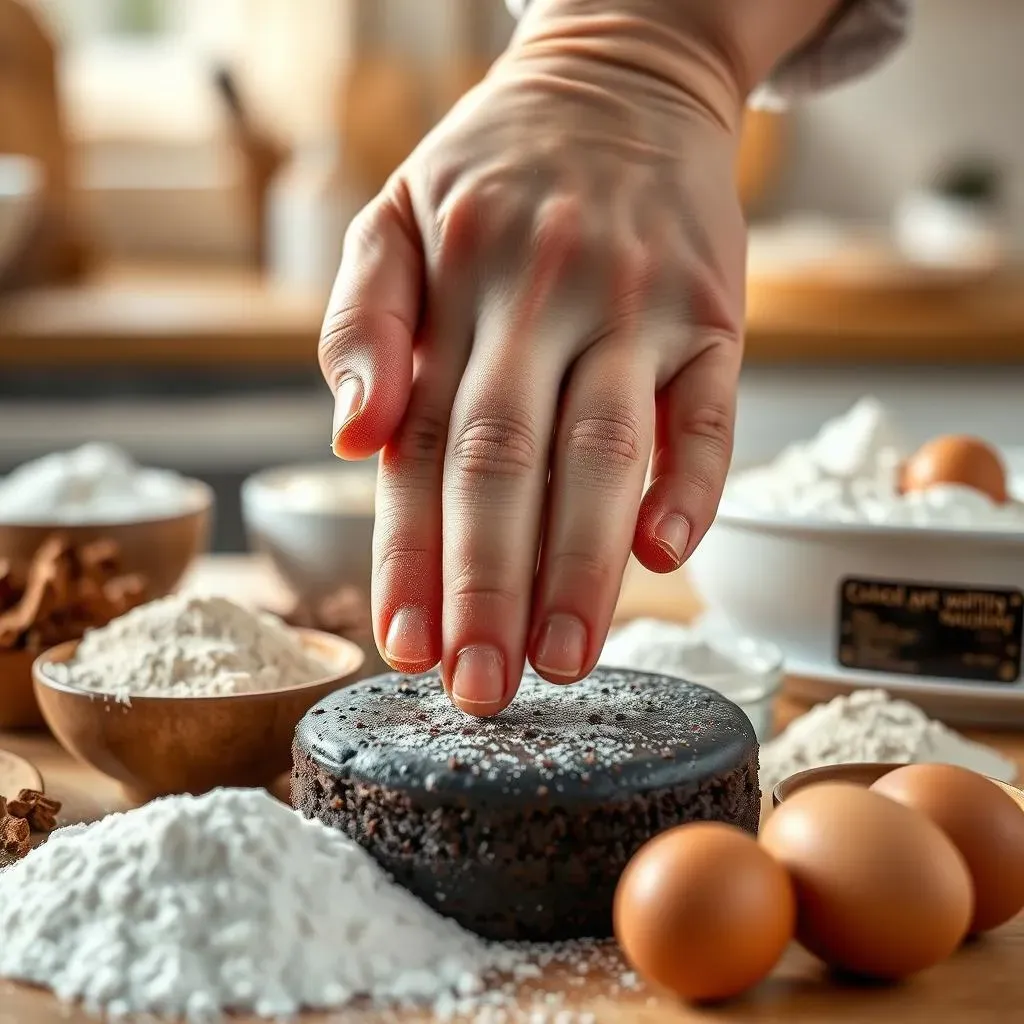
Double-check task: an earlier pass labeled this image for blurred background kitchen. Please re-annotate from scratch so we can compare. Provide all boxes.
[2,0,1023,553]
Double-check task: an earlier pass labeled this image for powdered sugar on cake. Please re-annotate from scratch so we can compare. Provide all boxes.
[301,670,755,798]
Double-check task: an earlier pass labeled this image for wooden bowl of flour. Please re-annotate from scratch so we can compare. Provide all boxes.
[31,629,364,801]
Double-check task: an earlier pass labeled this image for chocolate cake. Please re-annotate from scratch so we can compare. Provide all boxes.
[292,667,759,941]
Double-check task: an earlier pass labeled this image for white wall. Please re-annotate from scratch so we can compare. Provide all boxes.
[770,0,1024,248]
[737,1,1024,464]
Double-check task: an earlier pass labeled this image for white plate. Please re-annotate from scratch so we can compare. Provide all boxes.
[786,655,1024,730]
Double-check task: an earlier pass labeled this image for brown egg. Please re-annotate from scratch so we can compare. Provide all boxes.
[760,783,972,979]
[871,764,1024,933]
[614,822,795,1002]
[900,435,1008,504]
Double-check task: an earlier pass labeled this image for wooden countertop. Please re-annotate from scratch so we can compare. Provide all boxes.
[2,556,1023,1022]
[0,263,325,368]
[3,262,1024,369]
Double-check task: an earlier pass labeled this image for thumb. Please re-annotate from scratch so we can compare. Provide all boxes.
[319,183,422,460]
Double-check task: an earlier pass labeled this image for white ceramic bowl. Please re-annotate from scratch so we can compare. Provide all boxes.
[241,462,377,603]
[687,510,1024,716]
[0,155,42,275]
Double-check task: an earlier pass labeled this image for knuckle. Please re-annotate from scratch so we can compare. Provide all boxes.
[434,190,479,263]
[375,543,431,579]
[448,411,539,482]
[548,549,614,592]
[449,577,520,607]
[318,307,405,384]
[679,400,734,461]
[674,465,720,508]
[620,240,658,282]
[608,242,659,320]
[565,407,646,477]
[317,307,371,379]
[394,408,450,467]
[343,202,385,256]
[534,196,584,257]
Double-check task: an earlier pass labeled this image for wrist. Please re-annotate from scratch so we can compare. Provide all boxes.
[512,0,842,121]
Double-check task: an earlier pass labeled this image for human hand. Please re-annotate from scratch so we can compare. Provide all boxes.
[320,0,756,716]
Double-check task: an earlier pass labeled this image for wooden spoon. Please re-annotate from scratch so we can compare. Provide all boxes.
[0,747,43,799]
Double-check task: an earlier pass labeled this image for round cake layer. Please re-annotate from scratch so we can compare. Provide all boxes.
[295,667,756,806]
[292,667,760,941]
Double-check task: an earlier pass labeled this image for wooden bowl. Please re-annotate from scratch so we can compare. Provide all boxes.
[31,628,364,801]
[772,762,900,807]
[773,762,1024,811]
[0,648,46,730]
[0,479,214,598]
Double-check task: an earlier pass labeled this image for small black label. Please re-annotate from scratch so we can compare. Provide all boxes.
[837,578,1023,684]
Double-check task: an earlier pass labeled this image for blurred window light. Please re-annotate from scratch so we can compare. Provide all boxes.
[27,0,250,142]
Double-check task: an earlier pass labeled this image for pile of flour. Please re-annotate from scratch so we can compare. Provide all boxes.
[600,618,779,680]
[0,444,199,525]
[759,688,1017,794]
[721,397,1024,529]
[598,618,779,740]
[48,595,332,700]
[0,788,517,1020]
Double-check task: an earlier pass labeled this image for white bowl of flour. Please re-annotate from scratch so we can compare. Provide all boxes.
[688,400,1024,714]
[242,462,377,604]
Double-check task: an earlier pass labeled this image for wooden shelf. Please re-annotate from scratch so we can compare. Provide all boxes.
[745,267,1024,365]
[0,263,323,369]
[3,261,1024,370]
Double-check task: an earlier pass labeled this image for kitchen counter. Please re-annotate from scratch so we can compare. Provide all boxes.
[2,555,1023,1022]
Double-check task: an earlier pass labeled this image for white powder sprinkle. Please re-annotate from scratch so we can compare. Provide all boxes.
[0,444,201,525]
[722,398,1024,529]
[47,595,333,700]
[759,689,1017,794]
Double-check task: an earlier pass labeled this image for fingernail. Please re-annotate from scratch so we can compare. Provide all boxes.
[452,645,506,713]
[655,513,690,565]
[332,377,363,452]
[534,614,587,680]
[384,606,432,667]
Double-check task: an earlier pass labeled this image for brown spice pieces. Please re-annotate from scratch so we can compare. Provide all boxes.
[280,585,371,643]
[0,801,31,859]
[7,789,62,832]
[0,789,63,861]
[0,536,149,654]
